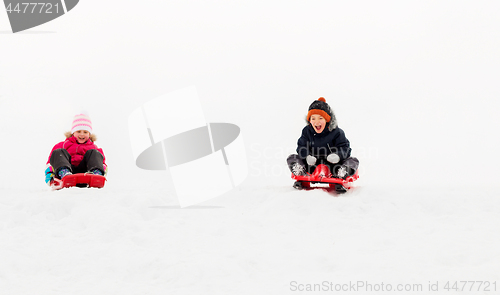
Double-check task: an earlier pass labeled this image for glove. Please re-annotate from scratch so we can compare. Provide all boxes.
[327,153,340,164]
[306,155,317,166]
[45,164,54,185]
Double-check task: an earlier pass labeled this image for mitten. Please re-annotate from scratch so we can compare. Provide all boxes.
[45,164,54,185]
[306,155,317,166]
[326,153,340,164]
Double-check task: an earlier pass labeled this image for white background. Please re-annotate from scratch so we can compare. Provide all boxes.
[1,1,500,294]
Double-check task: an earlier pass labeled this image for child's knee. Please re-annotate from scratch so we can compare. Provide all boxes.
[84,149,104,159]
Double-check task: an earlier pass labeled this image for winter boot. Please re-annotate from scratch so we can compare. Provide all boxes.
[336,165,348,179]
[88,169,103,176]
[291,162,306,176]
[58,167,72,179]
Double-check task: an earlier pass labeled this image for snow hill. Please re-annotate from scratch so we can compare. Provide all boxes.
[1,1,500,294]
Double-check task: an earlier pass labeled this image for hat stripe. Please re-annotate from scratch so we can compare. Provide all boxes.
[72,119,91,125]
[72,116,91,122]
[307,109,331,122]
[73,124,90,129]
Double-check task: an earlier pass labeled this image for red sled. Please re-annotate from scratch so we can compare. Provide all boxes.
[51,173,106,190]
[291,164,359,193]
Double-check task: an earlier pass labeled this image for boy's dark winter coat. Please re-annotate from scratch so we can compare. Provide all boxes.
[296,124,351,162]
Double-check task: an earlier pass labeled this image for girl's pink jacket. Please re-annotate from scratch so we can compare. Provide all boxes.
[46,136,107,169]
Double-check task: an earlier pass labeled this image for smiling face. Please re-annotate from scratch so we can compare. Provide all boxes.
[73,130,90,144]
[310,114,327,133]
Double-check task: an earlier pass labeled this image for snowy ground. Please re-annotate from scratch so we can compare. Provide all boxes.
[1,1,500,294]
[2,179,500,294]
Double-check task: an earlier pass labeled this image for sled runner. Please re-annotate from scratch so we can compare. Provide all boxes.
[291,164,358,193]
[51,173,106,190]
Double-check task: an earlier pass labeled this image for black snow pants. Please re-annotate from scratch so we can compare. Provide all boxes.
[50,148,104,179]
[287,154,359,177]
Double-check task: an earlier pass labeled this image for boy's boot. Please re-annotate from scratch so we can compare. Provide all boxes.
[336,165,348,179]
[291,162,307,176]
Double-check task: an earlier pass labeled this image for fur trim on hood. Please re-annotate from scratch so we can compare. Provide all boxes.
[64,131,97,142]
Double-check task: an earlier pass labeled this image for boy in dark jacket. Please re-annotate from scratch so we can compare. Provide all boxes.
[287,97,359,188]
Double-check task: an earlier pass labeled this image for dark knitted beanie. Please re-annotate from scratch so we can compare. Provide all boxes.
[306,97,338,131]
[307,97,332,122]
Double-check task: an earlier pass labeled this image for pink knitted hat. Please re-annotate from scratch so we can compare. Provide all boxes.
[71,114,92,134]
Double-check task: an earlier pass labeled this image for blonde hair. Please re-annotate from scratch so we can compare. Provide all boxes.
[65,131,97,142]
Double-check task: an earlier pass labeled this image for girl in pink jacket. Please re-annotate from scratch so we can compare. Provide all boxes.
[45,114,107,185]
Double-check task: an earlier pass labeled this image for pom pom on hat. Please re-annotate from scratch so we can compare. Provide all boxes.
[71,114,92,134]
[318,97,326,102]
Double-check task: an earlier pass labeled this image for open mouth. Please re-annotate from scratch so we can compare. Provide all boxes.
[314,125,322,131]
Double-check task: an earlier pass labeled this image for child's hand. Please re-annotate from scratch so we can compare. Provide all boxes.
[327,153,340,164]
[306,155,317,165]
